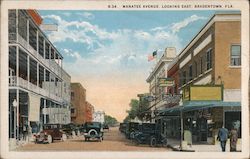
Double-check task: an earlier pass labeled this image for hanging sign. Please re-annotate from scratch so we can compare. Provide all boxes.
[158,78,175,87]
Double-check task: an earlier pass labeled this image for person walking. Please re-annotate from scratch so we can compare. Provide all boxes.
[217,126,229,152]
[229,126,238,152]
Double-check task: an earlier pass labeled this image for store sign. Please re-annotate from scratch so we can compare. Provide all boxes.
[183,85,223,101]
[158,78,175,87]
[163,94,182,105]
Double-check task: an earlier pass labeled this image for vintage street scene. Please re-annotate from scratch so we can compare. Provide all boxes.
[7,9,242,152]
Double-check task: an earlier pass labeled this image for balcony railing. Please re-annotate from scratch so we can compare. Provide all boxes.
[9,76,63,103]
[17,34,62,78]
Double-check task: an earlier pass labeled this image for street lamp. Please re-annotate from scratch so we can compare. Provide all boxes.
[12,99,17,140]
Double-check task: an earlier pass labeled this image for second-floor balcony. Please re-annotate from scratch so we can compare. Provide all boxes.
[9,76,63,103]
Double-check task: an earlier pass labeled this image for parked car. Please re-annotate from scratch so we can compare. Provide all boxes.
[125,122,140,139]
[103,124,109,130]
[83,122,104,141]
[35,124,67,144]
[119,123,127,133]
[61,123,80,138]
[133,123,168,147]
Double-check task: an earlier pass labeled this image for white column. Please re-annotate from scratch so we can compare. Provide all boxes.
[27,55,30,89]
[37,62,39,87]
[16,89,19,141]
[44,99,46,124]
[16,10,19,42]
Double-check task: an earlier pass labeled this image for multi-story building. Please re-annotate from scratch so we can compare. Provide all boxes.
[85,101,94,123]
[70,83,87,124]
[158,13,241,144]
[8,10,71,143]
[146,47,177,122]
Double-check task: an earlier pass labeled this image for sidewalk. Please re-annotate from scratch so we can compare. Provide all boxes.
[167,138,242,152]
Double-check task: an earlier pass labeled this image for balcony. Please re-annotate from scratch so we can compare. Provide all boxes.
[9,76,62,103]
[17,34,62,78]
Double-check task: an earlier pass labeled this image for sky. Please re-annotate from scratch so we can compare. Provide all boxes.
[38,10,220,122]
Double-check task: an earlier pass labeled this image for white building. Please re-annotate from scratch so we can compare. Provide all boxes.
[146,47,177,122]
[8,10,71,144]
[93,111,105,124]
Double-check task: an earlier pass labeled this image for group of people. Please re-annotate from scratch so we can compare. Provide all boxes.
[217,124,239,152]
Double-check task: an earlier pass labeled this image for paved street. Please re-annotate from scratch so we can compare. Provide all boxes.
[16,127,172,151]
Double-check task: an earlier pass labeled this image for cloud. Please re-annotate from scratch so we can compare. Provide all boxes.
[78,12,95,20]
[171,15,207,33]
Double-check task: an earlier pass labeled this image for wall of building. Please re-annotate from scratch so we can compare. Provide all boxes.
[71,83,86,124]
[214,21,241,89]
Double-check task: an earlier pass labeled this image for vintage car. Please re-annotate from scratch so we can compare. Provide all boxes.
[103,124,109,130]
[61,123,80,138]
[119,123,127,133]
[35,124,67,144]
[83,122,104,141]
[133,123,168,147]
[125,122,139,139]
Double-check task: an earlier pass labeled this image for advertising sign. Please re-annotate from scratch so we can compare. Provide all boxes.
[183,85,223,101]
[158,78,175,87]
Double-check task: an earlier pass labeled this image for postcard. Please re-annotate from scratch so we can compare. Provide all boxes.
[0,0,249,159]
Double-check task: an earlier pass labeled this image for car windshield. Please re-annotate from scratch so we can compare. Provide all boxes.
[85,122,101,128]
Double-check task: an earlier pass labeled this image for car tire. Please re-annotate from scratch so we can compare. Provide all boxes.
[47,135,52,144]
[88,129,97,138]
[61,134,67,142]
[150,136,157,147]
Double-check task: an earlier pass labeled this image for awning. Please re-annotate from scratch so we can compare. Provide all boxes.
[158,101,241,116]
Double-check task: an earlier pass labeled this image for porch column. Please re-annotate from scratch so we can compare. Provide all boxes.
[27,55,30,89]
[44,99,46,124]
[27,19,29,45]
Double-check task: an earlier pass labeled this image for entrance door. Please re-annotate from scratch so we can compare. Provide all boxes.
[197,117,207,142]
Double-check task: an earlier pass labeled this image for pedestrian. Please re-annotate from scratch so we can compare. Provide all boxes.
[217,125,229,152]
[229,125,238,152]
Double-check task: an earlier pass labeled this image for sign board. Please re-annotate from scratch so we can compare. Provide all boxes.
[183,85,223,101]
[158,78,175,87]
[163,94,182,105]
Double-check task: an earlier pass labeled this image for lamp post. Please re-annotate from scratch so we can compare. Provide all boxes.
[12,99,18,140]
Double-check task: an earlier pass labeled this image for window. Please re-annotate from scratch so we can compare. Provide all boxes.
[189,65,193,81]
[71,92,74,100]
[230,45,241,66]
[182,71,186,85]
[194,61,198,78]
[206,49,212,70]
[200,56,203,74]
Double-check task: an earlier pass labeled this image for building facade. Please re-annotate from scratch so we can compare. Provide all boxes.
[146,47,177,122]
[70,83,87,124]
[157,13,241,144]
[8,10,71,142]
[85,101,94,123]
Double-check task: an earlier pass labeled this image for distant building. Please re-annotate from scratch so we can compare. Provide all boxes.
[93,111,105,124]
[70,83,86,124]
[85,101,94,122]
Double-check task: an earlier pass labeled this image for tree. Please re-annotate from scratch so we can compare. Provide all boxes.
[124,99,140,121]
[104,114,118,126]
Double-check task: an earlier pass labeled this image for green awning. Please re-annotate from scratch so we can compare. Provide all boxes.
[158,101,241,116]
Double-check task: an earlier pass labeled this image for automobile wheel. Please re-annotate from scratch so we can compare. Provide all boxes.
[88,129,97,138]
[47,135,52,144]
[150,136,157,147]
[61,134,67,142]
[162,138,168,147]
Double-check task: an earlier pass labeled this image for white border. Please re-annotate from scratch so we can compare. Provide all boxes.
[1,0,249,159]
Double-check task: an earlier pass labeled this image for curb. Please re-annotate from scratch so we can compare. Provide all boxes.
[167,144,195,152]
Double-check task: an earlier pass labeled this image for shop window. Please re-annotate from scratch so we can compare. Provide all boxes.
[206,49,212,71]
[230,45,241,66]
